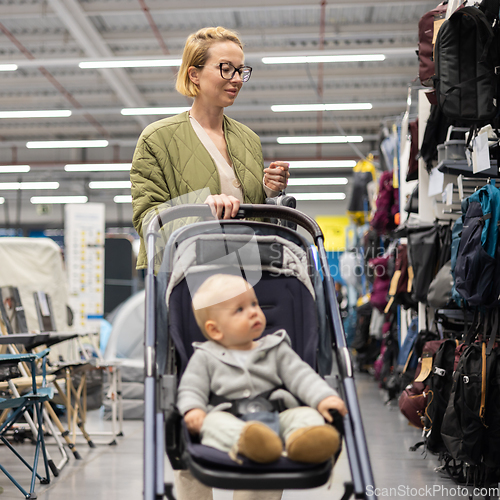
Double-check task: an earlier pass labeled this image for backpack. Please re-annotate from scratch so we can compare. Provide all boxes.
[450,215,466,308]
[385,244,416,313]
[408,224,441,304]
[420,104,457,173]
[417,2,449,87]
[454,181,500,306]
[427,261,454,309]
[370,171,399,234]
[406,120,419,182]
[399,339,445,429]
[362,227,380,285]
[350,300,373,352]
[441,336,496,465]
[423,338,459,454]
[434,0,500,124]
[368,256,391,312]
[347,155,377,226]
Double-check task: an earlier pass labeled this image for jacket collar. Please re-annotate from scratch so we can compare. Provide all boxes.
[192,329,289,365]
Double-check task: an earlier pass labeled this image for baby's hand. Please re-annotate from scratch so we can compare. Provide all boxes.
[184,408,207,435]
[317,395,348,422]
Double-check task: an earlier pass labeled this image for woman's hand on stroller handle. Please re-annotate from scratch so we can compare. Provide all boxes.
[205,194,240,220]
[184,408,207,435]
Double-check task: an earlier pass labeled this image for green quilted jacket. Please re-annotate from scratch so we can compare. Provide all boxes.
[131,111,266,268]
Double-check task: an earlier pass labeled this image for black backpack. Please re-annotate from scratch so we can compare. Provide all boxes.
[454,182,500,307]
[441,331,497,465]
[434,0,500,124]
[423,338,459,454]
[408,224,441,304]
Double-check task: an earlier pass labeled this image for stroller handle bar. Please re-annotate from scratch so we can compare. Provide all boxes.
[145,203,324,242]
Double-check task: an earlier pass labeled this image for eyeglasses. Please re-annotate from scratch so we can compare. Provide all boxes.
[195,62,253,83]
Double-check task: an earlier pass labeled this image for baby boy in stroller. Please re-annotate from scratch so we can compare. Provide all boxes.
[178,273,348,465]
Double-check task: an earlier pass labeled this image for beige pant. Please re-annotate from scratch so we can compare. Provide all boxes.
[201,407,325,453]
[174,469,283,500]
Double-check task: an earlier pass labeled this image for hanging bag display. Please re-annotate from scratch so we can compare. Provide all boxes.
[434,0,500,124]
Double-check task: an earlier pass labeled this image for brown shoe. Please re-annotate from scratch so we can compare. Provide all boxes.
[235,421,283,463]
[285,425,340,463]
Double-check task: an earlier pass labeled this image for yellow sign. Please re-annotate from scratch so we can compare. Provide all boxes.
[315,216,351,251]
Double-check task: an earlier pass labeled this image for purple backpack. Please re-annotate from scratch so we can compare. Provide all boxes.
[369,256,390,312]
[371,171,399,234]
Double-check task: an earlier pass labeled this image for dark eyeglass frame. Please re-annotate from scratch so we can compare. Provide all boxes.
[195,62,253,82]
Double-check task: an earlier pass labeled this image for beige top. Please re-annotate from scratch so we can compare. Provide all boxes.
[189,114,278,201]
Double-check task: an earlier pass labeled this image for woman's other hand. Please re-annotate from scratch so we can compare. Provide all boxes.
[205,194,240,219]
[264,161,290,192]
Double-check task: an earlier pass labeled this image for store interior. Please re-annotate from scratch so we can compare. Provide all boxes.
[2,1,500,499]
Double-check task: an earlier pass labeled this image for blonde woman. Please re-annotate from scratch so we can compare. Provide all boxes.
[131,26,289,270]
[131,27,290,500]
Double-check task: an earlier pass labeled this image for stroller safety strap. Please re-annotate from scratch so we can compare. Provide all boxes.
[209,388,287,417]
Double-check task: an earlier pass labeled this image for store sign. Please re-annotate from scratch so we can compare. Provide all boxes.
[315,215,351,251]
[65,203,105,332]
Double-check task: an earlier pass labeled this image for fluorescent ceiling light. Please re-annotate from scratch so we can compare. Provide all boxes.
[288,160,356,169]
[0,110,72,119]
[292,192,347,201]
[0,182,59,190]
[0,165,30,173]
[26,140,109,149]
[89,181,131,189]
[262,54,385,64]
[287,177,348,186]
[30,195,88,204]
[0,64,17,71]
[65,163,132,172]
[121,107,190,116]
[79,59,182,69]
[272,103,372,112]
[114,195,132,203]
[0,198,5,204]
[277,136,363,144]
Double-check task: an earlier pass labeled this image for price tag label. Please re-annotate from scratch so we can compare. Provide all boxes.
[458,175,464,200]
[472,130,491,174]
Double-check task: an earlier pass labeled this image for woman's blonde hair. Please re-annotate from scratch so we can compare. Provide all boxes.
[176,27,243,98]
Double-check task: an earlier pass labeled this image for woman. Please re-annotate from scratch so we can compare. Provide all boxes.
[131,26,288,500]
[131,26,289,270]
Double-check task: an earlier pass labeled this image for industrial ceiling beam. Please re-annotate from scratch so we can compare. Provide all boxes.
[47,0,150,130]
[0,0,437,18]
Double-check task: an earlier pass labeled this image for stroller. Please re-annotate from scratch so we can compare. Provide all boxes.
[143,203,376,500]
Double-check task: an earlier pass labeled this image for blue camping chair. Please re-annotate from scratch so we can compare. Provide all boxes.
[0,348,54,499]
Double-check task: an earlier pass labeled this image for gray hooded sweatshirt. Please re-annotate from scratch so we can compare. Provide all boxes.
[177,329,338,416]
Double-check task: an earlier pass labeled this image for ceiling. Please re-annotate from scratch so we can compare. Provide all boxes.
[0,0,432,230]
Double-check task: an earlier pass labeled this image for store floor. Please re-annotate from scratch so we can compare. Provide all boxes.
[1,375,494,500]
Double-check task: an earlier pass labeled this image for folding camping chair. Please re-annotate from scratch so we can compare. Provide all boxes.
[0,349,53,498]
[34,291,124,446]
[143,203,377,500]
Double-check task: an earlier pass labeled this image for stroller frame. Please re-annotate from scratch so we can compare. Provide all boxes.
[143,204,376,500]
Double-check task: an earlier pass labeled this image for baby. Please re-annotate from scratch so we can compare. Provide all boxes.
[177,274,348,464]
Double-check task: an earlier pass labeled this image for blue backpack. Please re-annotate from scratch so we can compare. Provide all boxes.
[454,181,500,307]
[450,216,465,308]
